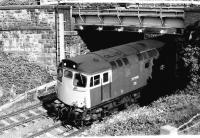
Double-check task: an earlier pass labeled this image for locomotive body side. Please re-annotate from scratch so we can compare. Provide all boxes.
[89,40,163,107]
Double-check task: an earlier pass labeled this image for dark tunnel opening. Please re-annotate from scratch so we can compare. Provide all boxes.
[139,34,185,106]
[78,30,144,51]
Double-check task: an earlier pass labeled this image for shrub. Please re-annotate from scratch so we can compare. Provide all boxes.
[177,21,200,93]
[0,51,53,96]
[82,94,200,136]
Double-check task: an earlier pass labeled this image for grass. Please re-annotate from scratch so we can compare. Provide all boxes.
[80,91,200,136]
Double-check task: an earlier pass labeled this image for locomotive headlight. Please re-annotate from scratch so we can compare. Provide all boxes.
[79,26,84,30]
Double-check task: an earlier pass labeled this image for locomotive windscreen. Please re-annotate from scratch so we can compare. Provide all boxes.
[59,59,78,69]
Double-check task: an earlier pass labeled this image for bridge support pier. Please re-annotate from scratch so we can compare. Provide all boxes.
[55,6,77,66]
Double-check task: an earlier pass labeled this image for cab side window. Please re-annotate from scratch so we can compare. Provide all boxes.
[94,75,100,86]
[90,77,93,87]
[122,57,129,65]
[90,75,100,87]
[103,72,108,83]
[116,59,123,67]
[110,61,117,69]
[145,61,150,68]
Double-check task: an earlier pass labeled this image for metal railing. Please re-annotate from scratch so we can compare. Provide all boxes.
[178,113,200,134]
[40,0,200,5]
[0,80,57,111]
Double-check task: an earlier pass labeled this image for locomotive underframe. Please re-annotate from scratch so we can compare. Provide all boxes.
[45,87,142,126]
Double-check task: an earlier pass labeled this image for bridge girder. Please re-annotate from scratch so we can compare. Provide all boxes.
[73,8,185,35]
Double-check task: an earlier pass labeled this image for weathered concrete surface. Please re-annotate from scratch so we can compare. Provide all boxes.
[185,8,200,27]
[185,12,200,27]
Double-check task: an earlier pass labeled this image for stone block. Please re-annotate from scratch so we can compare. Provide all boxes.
[38,39,45,44]
[64,31,78,36]
[43,44,52,49]
[49,48,56,53]
[160,125,178,135]
[41,34,48,39]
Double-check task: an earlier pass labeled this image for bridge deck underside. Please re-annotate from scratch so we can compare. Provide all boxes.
[73,9,185,34]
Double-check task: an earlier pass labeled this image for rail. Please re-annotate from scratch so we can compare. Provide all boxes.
[0,102,47,134]
[25,122,62,138]
[0,113,47,133]
[0,103,42,120]
[25,121,84,138]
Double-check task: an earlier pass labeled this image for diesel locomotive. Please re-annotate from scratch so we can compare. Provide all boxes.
[45,39,176,125]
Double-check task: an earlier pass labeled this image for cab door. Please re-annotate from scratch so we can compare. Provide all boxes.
[57,69,74,104]
[101,70,112,101]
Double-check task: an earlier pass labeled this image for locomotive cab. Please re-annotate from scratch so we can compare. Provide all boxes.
[57,60,91,108]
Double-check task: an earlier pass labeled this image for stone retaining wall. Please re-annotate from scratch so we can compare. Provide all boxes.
[0,30,56,71]
[0,9,86,73]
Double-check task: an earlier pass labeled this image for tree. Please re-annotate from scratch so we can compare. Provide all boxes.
[179,21,200,93]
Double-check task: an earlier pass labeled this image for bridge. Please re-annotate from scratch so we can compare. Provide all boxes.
[40,0,198,35]
[0,1,200,66]
[38,1,200,62]
[38,0,200,36]
[72,8,185,34]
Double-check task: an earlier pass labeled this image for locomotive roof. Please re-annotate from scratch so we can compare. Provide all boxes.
[69,40,164,74]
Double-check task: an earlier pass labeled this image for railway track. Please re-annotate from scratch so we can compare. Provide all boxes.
[0,102,47,134]
[25,121,78,138]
